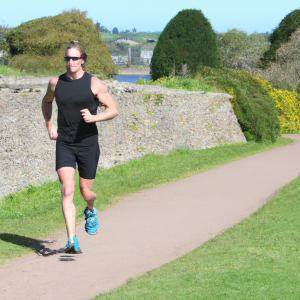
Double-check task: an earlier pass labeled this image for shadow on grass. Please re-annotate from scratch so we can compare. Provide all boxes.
[0,233,63,257]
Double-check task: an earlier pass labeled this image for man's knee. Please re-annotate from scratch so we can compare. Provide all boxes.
[80,186,91,200]
[61,182,75,198]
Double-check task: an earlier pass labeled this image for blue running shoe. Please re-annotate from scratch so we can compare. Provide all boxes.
[72,236,82,254]
[63,237,74,253]
[83,207,99,235]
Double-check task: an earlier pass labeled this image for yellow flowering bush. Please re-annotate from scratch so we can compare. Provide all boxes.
[254,76,300,133]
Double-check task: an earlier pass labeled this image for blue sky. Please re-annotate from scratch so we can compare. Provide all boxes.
[1,0,300,34]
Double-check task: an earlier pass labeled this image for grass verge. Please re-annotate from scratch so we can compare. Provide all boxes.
[0,64,59,77]
[93,161,300,299]
[136,76,217,93]
[0,137,294,266]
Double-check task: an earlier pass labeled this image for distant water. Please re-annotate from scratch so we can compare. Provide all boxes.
[113,75,151,84]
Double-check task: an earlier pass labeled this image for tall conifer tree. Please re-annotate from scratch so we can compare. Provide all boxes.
[151,9,221,80]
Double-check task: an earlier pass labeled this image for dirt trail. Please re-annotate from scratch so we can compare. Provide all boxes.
[0,134,300,300]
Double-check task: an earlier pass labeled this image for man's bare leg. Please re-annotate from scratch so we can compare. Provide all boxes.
[80,177,99,234]
[57,167,76,242]
[80,177,96,211]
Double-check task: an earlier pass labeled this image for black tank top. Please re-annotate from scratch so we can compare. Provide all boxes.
[55,72,98,142]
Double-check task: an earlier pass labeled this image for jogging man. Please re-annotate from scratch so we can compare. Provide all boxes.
[42,40,119,254]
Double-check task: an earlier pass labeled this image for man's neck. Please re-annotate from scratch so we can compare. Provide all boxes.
[66,69,85,80]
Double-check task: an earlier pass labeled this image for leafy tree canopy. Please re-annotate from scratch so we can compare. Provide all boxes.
[151,9,222,80]
[112,27,119,34]
[219,29,269,71]
[5,10,117,76]
[260,9,300,68]
[0,25,10,49]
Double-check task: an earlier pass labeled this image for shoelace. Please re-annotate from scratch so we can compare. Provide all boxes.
[86,217,96,228]
[83,209,95,218]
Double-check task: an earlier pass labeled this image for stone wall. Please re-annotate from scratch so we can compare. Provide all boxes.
[0,76,246,198]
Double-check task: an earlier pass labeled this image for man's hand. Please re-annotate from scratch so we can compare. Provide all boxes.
[80,109,95,123]
[48,125,58,140]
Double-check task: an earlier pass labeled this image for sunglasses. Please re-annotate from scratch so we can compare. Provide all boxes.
[64,56,82,62]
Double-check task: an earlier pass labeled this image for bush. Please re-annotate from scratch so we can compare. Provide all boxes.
[194,68,280,141]
[253,76,300,134]
[260,9,300,68]
[4,10,117,77]
[150,9,222,80]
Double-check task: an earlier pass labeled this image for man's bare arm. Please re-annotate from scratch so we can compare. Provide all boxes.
[81,77,119,123]
[41,78,58,139]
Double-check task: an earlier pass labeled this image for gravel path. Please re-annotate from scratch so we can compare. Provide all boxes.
[0,134,299,300]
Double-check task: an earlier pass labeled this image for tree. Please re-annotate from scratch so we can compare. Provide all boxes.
[100,26,110,33]
[95,22,100,32]
[260,9,300,68]
[218,29,270,71]
[254,28,300,91]
[132,28,136,33]
[260,32,270,42]
[0,25,11,64]
[150,9,222,80]
[112,27,119,34]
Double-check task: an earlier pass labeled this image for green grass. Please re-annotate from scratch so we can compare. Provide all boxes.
[0,137,293,266]
[101,32,160,44]
[93,168,300,299]
[136,76,217,93]
[0,65,59,76]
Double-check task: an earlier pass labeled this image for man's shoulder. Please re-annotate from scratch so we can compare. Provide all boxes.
[49,77,59,88]
[91,75,107,92]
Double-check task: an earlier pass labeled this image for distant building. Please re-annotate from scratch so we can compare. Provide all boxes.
[111,55,128,66]
[140,43,156,64]
[111,43,157,66]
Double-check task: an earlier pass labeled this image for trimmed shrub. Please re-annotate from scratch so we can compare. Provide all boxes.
[4,10,117,77]
[260,9,300,68]
[195,68,280,141]
[150,9,222,80]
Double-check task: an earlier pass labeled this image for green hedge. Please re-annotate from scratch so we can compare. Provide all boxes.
[151,9,222,80]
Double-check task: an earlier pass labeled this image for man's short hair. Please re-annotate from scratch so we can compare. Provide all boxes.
[66,40,85,54]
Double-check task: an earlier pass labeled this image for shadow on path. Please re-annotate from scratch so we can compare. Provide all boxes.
[0,233,63,257]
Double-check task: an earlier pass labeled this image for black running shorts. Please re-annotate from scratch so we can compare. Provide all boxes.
[56,135,100,179]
